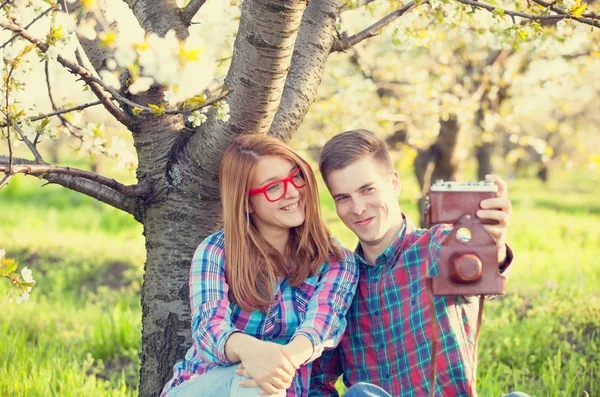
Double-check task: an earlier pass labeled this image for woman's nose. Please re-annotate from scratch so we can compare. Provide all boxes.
[284,182,300,198]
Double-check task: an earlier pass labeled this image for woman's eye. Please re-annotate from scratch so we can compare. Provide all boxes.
[267,182,283,192]
[292,172,304,182]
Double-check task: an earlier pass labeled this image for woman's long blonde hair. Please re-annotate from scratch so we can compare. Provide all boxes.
[220,134,342,312]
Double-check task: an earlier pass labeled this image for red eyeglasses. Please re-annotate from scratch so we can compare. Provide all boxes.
[248,167,307,202]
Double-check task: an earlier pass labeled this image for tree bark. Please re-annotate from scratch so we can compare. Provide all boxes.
[189,0,308,195]
[414,115,461,227]
[269,0,339,142]
[138,1,309,395]
[476,142,494,180]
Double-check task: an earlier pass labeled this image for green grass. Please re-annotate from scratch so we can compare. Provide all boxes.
[1,165,599,396]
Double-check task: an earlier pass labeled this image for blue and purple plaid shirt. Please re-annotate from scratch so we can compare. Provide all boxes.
[162,230,359,396]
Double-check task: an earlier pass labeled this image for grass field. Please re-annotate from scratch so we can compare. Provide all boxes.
[1,164,599,397]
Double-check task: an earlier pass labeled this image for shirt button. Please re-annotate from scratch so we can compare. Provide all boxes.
[385,373,391,379]
[275,318,281,323]
[411,299,417,306]
[374,310,381,316]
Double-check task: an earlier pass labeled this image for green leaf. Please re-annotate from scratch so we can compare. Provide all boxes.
[40,117,51,129]
[492,8,505,20]
[132,107,144,116]
[571,3,587,17]
[516,28,529,41]
[148,103,165,116]
[0,258,18,274]
[183,95,208,109]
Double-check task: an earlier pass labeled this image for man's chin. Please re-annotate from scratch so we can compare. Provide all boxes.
[356,232,385,246]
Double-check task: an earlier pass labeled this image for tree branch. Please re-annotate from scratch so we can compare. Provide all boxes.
[181,0,207,27]
[0,156,149,203]
[532,0,600,20]
[269,0,340,142]
[164,90,232,115]
[456,0,600,28]
[0,0,14,10]
[0,173,13,189]
[11,123,46,163]
[0,6,56,50]
[0,165,138,215]
[0,21,135,128]
[332,1,419,52]
[0,101,102,128]
[189,0,309,186]
[44,59,83,137]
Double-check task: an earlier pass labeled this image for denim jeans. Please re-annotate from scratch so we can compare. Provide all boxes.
[343,383,531,397]
[165,365,285,397]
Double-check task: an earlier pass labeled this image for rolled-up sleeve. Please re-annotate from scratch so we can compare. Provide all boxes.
[189,234,240,366]
[293,249,359,363]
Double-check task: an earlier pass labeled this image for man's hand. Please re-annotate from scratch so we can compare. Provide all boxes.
[235,339,296,395]
[476,174,512,264]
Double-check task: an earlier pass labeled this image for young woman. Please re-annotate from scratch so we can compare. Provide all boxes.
[161,134,358,397]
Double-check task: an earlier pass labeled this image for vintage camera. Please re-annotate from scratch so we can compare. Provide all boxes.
[423,180,507,296]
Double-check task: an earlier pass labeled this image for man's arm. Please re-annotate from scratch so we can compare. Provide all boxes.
[309,346,343,397]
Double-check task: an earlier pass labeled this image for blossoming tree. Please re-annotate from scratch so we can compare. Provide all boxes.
[1,0,598,395]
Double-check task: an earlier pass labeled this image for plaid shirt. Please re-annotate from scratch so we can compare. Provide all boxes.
[162,230,359,397]
[309,214,513,396]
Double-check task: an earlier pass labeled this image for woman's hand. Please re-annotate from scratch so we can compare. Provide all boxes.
[234,339,297,395]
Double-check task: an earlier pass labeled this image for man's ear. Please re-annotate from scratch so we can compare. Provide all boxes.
[391,170,401,196]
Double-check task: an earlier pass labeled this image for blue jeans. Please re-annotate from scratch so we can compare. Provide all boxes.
[343,383,531,397]
[165,365,285,397]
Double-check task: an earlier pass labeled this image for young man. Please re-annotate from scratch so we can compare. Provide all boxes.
[309,129,521,397]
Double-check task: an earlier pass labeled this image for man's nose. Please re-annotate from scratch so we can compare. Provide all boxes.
[352,199,366,215]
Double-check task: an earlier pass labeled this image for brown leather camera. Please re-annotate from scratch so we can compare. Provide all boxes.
[423,180,507,297]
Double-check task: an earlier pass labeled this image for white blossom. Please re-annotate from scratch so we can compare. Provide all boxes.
[16,291,30,304]
[55,12,76,35]
[215,101,230,122]
[188,110,208,127]
[128,77,154,94]
[77,19,98,41]
[21,267,34,283]
[99,70,121,90]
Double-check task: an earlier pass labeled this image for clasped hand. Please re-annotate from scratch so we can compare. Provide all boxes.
[235,340,297,396]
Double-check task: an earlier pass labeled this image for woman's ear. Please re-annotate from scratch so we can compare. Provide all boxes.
[246,201,254,214]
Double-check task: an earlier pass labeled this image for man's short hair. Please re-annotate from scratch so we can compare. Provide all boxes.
[319,129,394,184]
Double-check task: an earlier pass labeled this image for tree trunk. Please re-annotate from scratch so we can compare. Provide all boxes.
[414,115,461,227]
[138,1,310,395]
[476,142,494,180]
[414,115,461,190]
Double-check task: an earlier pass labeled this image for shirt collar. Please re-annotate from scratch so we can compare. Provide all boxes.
[354,213,414,267]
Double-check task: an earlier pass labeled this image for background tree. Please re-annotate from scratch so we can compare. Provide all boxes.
[1,0,599,395]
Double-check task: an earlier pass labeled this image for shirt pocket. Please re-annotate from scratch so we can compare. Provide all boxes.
[293,279,318,321]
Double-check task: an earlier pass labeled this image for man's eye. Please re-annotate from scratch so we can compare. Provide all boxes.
[335,196,348,203]
[363,187,375,193]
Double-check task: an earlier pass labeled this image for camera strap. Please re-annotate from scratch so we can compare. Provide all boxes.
[426,276,485,397]
[425,277,439,397]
